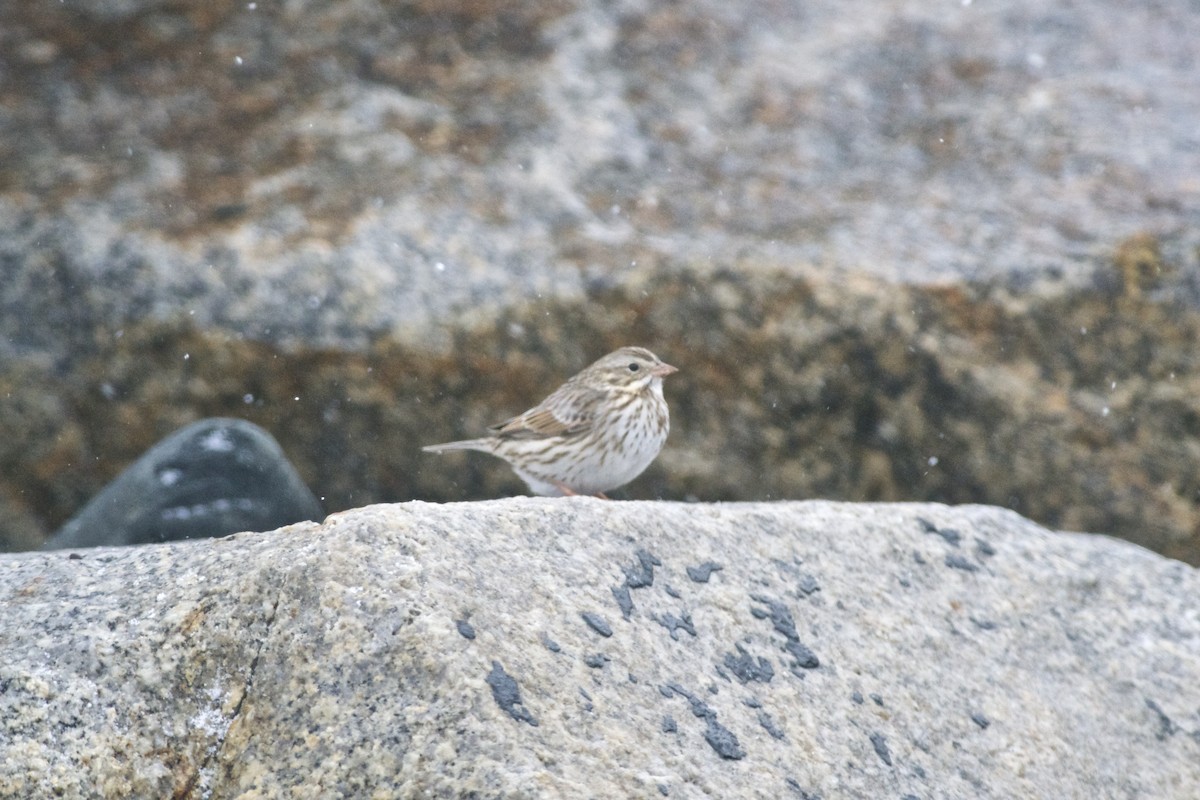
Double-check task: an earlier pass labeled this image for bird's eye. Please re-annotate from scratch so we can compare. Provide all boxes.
[628,363,640,372]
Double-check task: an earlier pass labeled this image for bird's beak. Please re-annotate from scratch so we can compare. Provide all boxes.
[652,362,679,377]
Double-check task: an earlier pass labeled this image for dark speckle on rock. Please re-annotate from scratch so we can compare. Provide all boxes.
[744,696,762,708]
[851,691,864,705]
[752,594,820,669]
[913,551,927,565]
[666,683,708,717]
[67,552,83,560]
[723,643,775,684]
[686,561,723,582]
[584,653,610,669]
[970,616,997,630]
[918,517,962,546]
[945,554,980,572]
[662,715,677,733]
[612,585,634,620]
[664,583,682,599]
[625,548,661,588]
[541,633,561,653]
[870,693,884,706]
[661,682,744,759]
[785,639,820,669]
[797,574,820,595]
[655,611,697,640]
[976,539,997,557]
[869,732,892,766]
[750,595,798,638]
[785,777,821,799]
[971,712,990,729]
[758,710,786,740]
[937,527,962,546]
[1145,698,1178,740]
[658,783,670,796]
[486,661,537,727]
[581,611,613,637]
[455,618,476,640]
[704,716,746,760]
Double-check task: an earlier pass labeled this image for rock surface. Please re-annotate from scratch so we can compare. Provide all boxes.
[2,500,1197,798]
[3,0,1200,563]
[2,0,1197,362]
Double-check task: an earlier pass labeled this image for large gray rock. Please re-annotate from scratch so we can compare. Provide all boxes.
[2,0,1199,366]
[4,0,1200,566]
[2,500,1197,798]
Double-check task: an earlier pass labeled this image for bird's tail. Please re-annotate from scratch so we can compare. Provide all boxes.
[421,439,493,454]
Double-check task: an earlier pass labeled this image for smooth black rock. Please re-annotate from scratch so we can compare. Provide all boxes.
[43,418,323,549]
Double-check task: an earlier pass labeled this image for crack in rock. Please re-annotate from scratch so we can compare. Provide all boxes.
[181,580,284,798]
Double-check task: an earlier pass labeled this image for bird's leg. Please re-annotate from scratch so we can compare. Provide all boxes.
[551,480,608,499]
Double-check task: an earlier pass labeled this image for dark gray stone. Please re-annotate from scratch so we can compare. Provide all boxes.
[43,418,322,549]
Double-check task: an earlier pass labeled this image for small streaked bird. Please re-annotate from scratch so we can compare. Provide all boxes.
[423,346,678,497]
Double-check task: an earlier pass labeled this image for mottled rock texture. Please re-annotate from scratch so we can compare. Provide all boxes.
[2,0,1200,561]
[2,501,1198,798]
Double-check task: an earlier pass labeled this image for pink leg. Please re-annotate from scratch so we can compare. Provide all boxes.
[552,480,609,499]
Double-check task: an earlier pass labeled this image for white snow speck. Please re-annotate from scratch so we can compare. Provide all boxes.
[162,506,192,520]
[927,456,939,467]
[159,468,183,487]
[200,428,235,452]
[190,707,230,738]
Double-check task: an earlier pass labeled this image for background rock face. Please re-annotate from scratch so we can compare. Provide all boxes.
[2,501,1198,798]
[2,0,1200,560]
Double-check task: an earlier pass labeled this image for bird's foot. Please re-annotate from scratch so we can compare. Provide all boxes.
[551,482,609,499]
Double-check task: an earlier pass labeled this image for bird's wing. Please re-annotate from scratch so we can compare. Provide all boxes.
[489,384,601,440]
